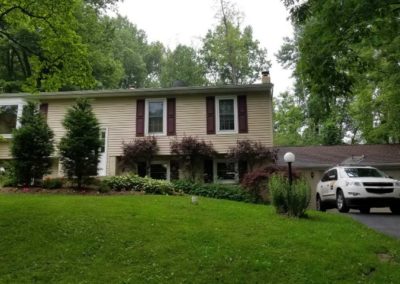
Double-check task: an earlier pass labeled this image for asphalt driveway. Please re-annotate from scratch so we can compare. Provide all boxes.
[348,209,400,239]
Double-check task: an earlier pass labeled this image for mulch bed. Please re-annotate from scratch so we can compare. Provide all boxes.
[0,187,145,195]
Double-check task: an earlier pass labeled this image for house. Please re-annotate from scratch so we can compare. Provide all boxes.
[276,144,400,207]
[0,82,273,182]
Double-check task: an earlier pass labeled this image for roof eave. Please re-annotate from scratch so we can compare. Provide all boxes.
[0,84,273,100]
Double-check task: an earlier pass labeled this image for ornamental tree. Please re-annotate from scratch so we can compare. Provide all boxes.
[59,98,101,189]
[122,137,159,176]
[228,140,278,171]
[170,136,216,181]
[11,102,54,186]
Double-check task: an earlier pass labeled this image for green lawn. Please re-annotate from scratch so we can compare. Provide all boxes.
[0,194,399,283]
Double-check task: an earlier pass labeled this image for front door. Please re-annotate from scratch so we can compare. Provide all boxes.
[98,128,107,176]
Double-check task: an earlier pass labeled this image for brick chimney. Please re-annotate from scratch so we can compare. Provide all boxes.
[262,71,271,84]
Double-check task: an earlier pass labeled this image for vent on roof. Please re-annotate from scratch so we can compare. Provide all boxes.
[341,155,365,165]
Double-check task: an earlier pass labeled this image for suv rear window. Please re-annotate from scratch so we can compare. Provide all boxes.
[344,168,385,178]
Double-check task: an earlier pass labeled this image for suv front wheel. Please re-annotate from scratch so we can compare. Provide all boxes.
[336,190,349,213]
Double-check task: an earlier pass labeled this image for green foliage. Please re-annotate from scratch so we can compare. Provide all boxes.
[160,45,207,87]
[201,0,270,85]
[0,164,17,187]
[0,0,98,92]
[103,174,175,195]
[279,1,400,144]
[59,98,101,189]
[0,195,400,282]
[173,180,252,203]
[42,177,64,189]
[273,92,309,146]
[269,174,310,217]
[11,102,54,186]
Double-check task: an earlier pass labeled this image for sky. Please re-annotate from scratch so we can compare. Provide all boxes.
[115,0,294,95]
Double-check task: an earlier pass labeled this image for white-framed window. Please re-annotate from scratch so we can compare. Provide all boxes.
[216,96,238,134]
[145,98,167,136]
[0,99,25,138]
[214,159,238,183]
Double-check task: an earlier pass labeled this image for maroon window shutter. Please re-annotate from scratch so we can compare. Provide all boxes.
[167,98,176,136]
[206,96,215,134]
[136,99,145,137]
[238,95,248,133]
[39,103,48,121]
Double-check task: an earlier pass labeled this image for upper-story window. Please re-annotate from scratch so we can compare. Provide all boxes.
[216,96,238,133]
[145,98,167,135]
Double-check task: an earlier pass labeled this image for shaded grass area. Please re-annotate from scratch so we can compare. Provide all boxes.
[0,194,399,283]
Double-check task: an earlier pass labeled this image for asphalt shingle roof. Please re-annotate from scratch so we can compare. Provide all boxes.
[275,144,400,169]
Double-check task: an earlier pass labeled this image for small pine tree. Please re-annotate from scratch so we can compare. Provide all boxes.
[11,102,55,186]
[59,98,101,189]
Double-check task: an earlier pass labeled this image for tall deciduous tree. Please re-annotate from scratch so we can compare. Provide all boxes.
[59,98,101,189]
[11,102,54,186]
[201,0,270,85]
[278,0,400,144]
[160,45,207,87]
[0,0,102,92]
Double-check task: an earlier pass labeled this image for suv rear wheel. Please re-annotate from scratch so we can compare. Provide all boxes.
[390,205,400,215]
[316,195,326,212]
[336,190,349,213]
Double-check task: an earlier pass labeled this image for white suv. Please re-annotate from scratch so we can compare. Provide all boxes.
[316,166,400,214]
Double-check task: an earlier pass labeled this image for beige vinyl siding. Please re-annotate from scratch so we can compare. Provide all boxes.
[1,91,272,175]
[0,142,11,159]
[38,91,273,157]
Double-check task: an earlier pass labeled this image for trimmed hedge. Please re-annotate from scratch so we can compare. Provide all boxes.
[173,180,252,202]
[103,174,175,195]
[104,175,252,202]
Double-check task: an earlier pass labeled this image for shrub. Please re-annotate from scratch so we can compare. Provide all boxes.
[11,102,54,186]
[228,140,278,170]
[268,174,311,217]
[98,182,111,193]
[240,169,269,203]
[122,137,159,176]
[42,178,64,189]
[171,136,215,181]
[104,174,175,195]
[59,98,101,189]
[173,180,252,203]
[241,165,301,203]
[0,165,17,187]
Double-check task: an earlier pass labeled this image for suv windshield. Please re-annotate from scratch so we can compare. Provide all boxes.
[344,168,385,178]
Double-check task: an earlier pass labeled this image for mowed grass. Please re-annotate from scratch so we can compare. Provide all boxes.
[0,194,399,283]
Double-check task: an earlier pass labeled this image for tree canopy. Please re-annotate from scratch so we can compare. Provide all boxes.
[275,0,400,145]
[0,0,270,93]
